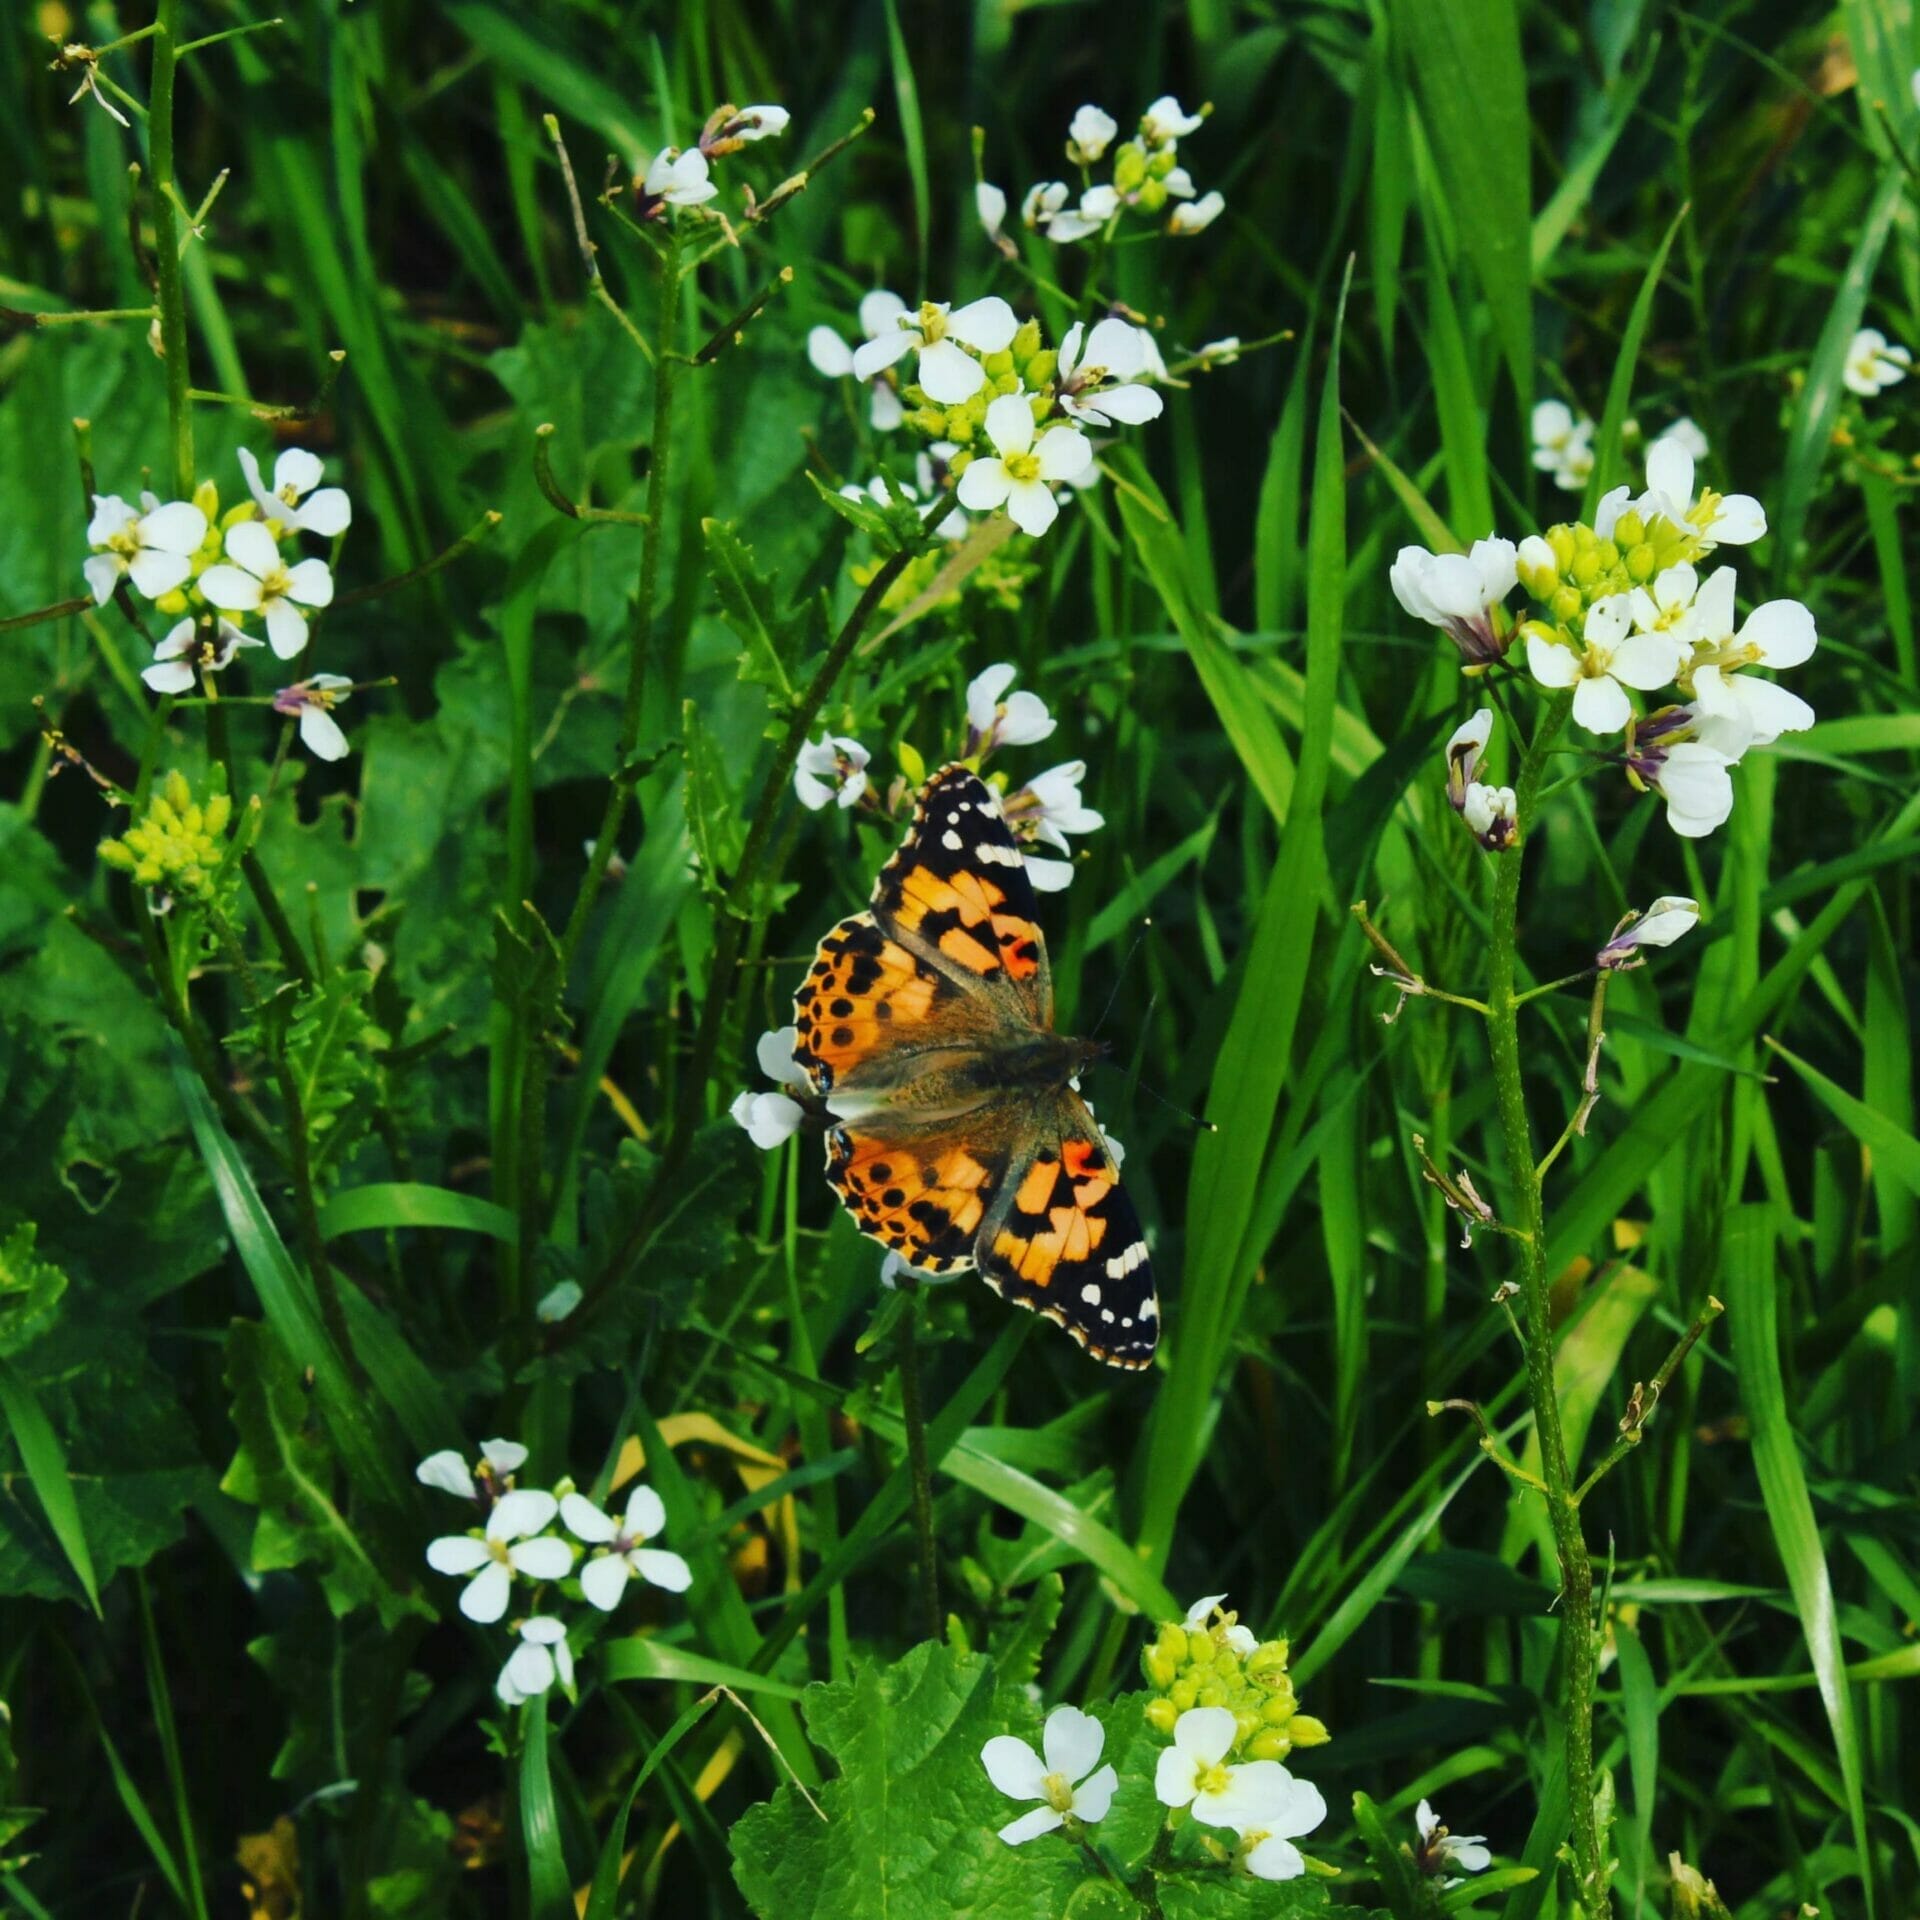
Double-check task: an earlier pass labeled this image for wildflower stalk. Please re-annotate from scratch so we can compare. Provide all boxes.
[895,1284,940,1641]
[1479,686,1606,1908]
[146,0,195,497]
[560,226,682,972]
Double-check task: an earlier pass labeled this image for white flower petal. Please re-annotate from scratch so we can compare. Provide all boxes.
[417,1451,477,1499]
[489,1487,559,1540]
[1608,631,1684,691]
[807,326,855,377]
[83,553,124,605]
[1572,673,1632,734]
[1005,479,1060,538]
[273,448,325,497]
[916,338,987,404]
[1042,1705,1104,1783]
[127,549,194,599]
[1732,675,1816,746]
[508,1535,575,1582]
[1525,634,1578,689]
[140,501,209,554]
[946,295,1018,354]
[996,1806,1064,1845]
[858,289,907,339]
[1089,384,1166,426]
[1035,427,1093,482]
[223,519,281,580]
[978,394,1034,461]
[297,487,352,536]
[265,600,311,660]
[1645,438,1694,512]
[956,459,1013,513]
[501,1641,556,1702]
[1154,1746,1199,1808]
[298,707,349,761]
[560,1491,617,1543]
[459,1560,513,1623]
[1071,1762,1118,1823]
[198,565,263,613]
[580,1552,633,1612]
[481,1439,529,1475]
[1245,1835,1306,1881]
[425,1533,491,1575]
[284,558,334,609]
[869,381,904,432]
[1172,1705,1237,1764]
[1024,855,1073,891]
[624,1484,668,1538]
[1584,595,1632,646]
[87,494,137,546]
[142,659,197,694]
[1707,494,1766,544]
[975,181,1007,240]
[967,663,1016,729]
[1740,598,1817,669]
[982,1734,1049,1801]
[634,1546,693,1592]
[851,330,916,383]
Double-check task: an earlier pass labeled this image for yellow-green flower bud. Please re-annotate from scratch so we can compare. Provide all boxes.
[1196,1681,1228,1709]
[1233,1709,1261,1747]
[993,370,1022,397]
[982,349,1015,379]
[1550,586,1583,625]
[1571,547,1602,588]
[1144,1696,1178,1735]
[1613,509,1646,550]
[1288,1714,1330,1747]
[944,414,975,445]
[1187,1630,1213,1666]
[1010,318,1042,363]
[98,768,235,902]
[1147,149,1178,180]
[1547,526,1577,571]
[1023,349,1058,390]
[1245,1728,1292,1762]
[1170,1675,1198,1712]
[1625,542,1657,583]
[1113,142,1148,194]
[1136,178,1168,214]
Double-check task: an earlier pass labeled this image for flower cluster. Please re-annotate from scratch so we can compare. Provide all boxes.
[807,295,1169,539]
[1843,325,1909,398]
[1394,439,1817,839]
[85,447,361,763]
[980,96,1222,249]
[1141,1593,1328,1764]
[97,768,235,903]
[634,101,788,220]
[980,1595,1340,1887]
[419,1439,691,1708]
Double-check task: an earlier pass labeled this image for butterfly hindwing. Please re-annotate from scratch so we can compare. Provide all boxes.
[974,1095,1157,1370]
[872,764,1052,1026]
[823,1123,1013,1275]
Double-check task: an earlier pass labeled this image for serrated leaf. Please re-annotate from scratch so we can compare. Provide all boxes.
[223,1318,418,1626]
[730,1639,1092,1920]
[808,468,900,543]
[683,700,745,906]
[0,1222,67,1357]
[706,518,797,704]
[490,902,568,1038]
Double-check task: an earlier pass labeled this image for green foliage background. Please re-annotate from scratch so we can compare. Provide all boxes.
[1,0,1917,1915]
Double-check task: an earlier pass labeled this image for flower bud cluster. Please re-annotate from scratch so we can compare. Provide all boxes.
[1516,509,1701,644]
[97,770,234,900]
[905,318,1056,453]
[1140,1602,1329,1764]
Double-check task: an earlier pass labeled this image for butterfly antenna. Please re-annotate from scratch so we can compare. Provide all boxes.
[1137,1081,1219,1134]
[1089,917,1155,1041]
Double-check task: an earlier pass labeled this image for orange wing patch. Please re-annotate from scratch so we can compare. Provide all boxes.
[825,1128,1009,1273]
[792,912,943,1094]
[978,1107,1157,1370]
[886,861,1044,983]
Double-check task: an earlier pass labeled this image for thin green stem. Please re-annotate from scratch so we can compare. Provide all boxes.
[146,0,194,497]
[1480,687,1605,1910]
[559,229,681,972]
[896,1287,940,1642]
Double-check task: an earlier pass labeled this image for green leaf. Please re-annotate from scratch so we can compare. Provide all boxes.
[320,1182,517,1242]
[707,518,797,704]
[1390,0,1531,397]
[0,1221,67,1358]
[1581,202,1688,520]
[729,1639,1088,1920]
[1766,1037,1920,1203]
[0,1351,98,1613]
[604,1638,806,1698]
[519,1702,573,1920]
[1722,1204,1874,1920]
[1352,1790,1442,1920]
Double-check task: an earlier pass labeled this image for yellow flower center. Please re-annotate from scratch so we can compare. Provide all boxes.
[1577,644,1614,679]
[1196,1760,1233,1797]
[487,1537,513,1567]
[260,562,293,600]
[1003,450,1042,484]
[107,525,142,557]
[1041,1772,1076,1815]
[916,302,947,343]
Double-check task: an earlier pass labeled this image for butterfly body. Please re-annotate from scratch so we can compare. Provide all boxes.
[791,764,1158,1369]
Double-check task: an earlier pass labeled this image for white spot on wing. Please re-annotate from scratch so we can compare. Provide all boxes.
[978,842,1023,867]
[1080,1283,1101,1304]
[941,829,962,850]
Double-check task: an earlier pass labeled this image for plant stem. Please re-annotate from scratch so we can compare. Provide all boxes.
[561,227,681,972]
[1480,688,1606,1911]
[147,0,195,497]
[896,1285,940,1642]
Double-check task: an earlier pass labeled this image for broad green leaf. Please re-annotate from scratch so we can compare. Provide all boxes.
[320,1183,517,1242]
[604,1638,806,1698]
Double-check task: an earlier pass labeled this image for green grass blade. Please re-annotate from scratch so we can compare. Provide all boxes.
[1615,1621,1659,1918]
[1723,1203,1875,1919]
[1766,1036,1920,1203]
[519,1705,573,1920]
[582,1693,720,1920]
[1391,0,1532,397]
[879,0,929,292]
[320,1182,517,1241]
[1581,202,1688,520]
[0,1354,100,1614]
[603,1640,806,1698]
[1773,164,1903,588]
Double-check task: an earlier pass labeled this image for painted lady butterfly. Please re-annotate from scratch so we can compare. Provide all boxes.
[791,763,1158,1368]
